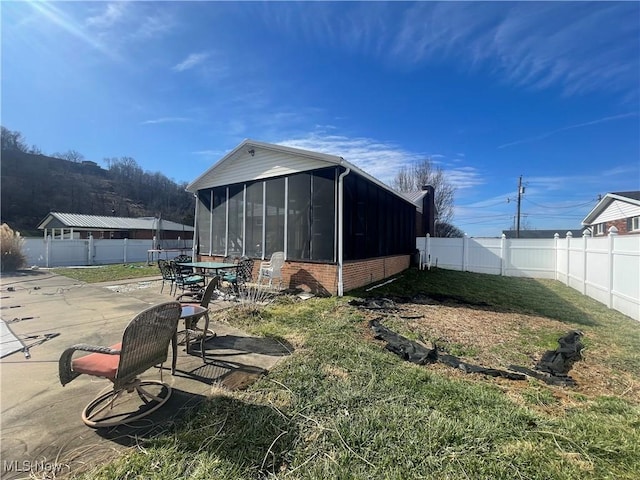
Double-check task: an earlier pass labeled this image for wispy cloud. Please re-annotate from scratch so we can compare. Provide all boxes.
[498,112,638,149]
[173,52,209,72]
[28,1,120,60]
[278,132,483,190]
[131,11,176,40]
[263,2,639,99]
[445,166,484,190]
[85,2,126,29]
[278,133,422,185]
[141,117,191,125]
[393,2,639,98]
[192,149,224,157]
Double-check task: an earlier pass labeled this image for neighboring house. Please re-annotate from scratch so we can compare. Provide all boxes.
[186,139,417,295]
[502,229,585,239]
[37,212,194,242]
[582,191,640,236]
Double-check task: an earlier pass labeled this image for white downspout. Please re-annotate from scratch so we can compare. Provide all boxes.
[337,165,351,296]
[192,193,198,260]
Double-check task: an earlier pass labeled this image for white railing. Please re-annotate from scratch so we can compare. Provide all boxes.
[417,230,640,321]
[22,236,193,268]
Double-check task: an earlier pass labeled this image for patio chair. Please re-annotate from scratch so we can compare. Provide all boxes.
[158,259,176,295]
[173,254,194,274]
[257,251,285,288]
[222,256,254,295]
[171,260,205,294]
[59,301,182,428]
[176,276,220,360]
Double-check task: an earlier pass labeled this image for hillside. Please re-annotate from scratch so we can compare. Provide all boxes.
[0,150,194,235]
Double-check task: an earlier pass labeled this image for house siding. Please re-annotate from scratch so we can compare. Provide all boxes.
[194,150,335,189]
[590,200,640,223]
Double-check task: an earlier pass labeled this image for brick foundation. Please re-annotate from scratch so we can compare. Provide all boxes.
[199,254,410,295]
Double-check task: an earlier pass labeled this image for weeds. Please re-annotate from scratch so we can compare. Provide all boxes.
[67,268,640,479]
[0,223,26,271]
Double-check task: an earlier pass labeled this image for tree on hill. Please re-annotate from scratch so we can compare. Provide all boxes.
[1,126,28,152]
[0,127,195,234]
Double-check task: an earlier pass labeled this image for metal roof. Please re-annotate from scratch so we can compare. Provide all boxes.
[37,213,193,231]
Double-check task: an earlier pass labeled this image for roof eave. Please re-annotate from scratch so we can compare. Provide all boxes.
[581,192,640,225]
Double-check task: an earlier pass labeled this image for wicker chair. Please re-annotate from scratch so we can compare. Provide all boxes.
[175,276,219,361]
[257,251,285,288]
[59,301,181,428]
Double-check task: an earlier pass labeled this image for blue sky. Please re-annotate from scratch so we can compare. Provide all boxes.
[2,1,639,237]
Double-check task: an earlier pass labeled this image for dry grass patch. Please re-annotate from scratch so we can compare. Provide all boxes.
[363,302,640,408]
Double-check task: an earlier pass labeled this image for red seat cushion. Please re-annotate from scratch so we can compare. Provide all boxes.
[71,343,122,379]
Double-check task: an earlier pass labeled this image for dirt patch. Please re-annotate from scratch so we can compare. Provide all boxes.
[354,298,640,407]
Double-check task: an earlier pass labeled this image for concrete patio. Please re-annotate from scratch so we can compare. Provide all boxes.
[0,271,291,479]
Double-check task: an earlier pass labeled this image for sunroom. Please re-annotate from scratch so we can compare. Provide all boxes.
[186,140,416,295]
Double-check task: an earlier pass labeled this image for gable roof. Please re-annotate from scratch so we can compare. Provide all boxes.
[186,139,410,204]
[37,212,193,231]
[582,191,640,225]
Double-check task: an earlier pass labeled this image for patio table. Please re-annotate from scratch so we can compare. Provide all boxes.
[176,261,238,282]
[171,304,209,373]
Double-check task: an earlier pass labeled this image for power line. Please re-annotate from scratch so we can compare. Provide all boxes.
[523,198,595,209]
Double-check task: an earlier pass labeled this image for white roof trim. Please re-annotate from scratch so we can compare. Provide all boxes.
[186,139,412,205]
[582,192,640,225]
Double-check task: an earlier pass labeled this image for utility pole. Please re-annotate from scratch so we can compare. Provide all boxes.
[516,175,524,238]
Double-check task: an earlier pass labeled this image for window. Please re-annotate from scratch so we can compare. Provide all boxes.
[287,173,311,260]
[227,184,244,256]
[196,189,212,255]
[310,169,336,261]
[245,181,263,258]
[595,223,605,235]
[343,173,415,260]
[265,177,285,257]
[211,187,226,254]
[196,166,412,263]
[631,216,640,231]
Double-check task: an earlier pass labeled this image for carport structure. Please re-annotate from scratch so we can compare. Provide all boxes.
[187,140,417,295]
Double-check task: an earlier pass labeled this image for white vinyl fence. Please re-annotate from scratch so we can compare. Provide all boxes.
[417,231,640,321]
[23,236,193,268]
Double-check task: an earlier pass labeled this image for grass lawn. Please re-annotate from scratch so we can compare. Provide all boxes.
[69,267,639,480]
[51,262,159,283]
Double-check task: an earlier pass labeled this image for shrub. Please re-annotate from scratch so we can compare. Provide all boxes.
[0,223,26,272]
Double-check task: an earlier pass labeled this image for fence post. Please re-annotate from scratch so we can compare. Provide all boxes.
[582,229,590,295]
[123,238,128,263]
[554,233,559,281]
[426,234,431,269]
[565,231,572,286]
[462,233,469,272]
[607,226,618,308]
[88,234,94,265]
[500,234,506,276]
